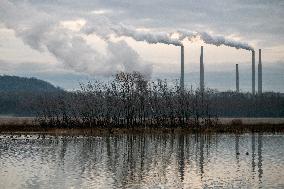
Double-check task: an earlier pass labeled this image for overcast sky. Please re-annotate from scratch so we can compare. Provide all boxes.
[0,0,283,91]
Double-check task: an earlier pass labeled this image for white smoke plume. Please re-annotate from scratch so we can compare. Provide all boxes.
[111,25,183,46]
[0,0,254,80]
[198,32,253,51]
[175,30,198,41]
[0,0,152,77]
[82,22,183,46]
[83,20,253,51]
[107,41,153,78]
[175,30,254,51]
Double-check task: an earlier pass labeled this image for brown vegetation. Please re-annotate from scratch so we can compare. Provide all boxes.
[1,117,284,135]
[1,72,283,134]
[34,72,218,128]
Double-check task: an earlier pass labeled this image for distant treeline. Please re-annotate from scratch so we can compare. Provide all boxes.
[0,73,283,125]
[34,72,283,127]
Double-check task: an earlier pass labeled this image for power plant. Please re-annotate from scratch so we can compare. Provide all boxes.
[200,46,204,91]
[252,50,256,95]
[177,45,261,94]
[236,64,239,92]
[180,45,184,91]
[258,49,262,94]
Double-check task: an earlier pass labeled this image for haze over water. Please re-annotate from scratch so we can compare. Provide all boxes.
[0,133,283,188]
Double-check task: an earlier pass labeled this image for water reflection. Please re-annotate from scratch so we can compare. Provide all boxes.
[258,133,263,184]
[235,134,240,173]
[0,133,284,188]
[251,132,256,177]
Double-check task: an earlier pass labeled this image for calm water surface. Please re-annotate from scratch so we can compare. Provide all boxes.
[0,133,284,189]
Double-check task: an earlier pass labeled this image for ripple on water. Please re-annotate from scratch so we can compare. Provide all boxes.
[0,133,284,188]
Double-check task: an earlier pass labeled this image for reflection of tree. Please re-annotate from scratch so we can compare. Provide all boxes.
[59,138,68,163]
[139,134,146,181]
[199,134,205,180]
[257,133,263,184]
[191,133,208,186]
[235,134,240,171]
[251,132,256,180]
[1,133,274,188]
[178,134,185,182]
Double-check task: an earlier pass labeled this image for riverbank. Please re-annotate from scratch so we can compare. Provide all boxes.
[1,116,284,135]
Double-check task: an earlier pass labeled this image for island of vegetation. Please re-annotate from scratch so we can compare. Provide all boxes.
[0,73,284,134]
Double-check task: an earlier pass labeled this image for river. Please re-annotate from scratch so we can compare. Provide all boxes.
[0,133,283,188]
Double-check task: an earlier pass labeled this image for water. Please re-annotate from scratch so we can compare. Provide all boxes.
[0,133,284,189]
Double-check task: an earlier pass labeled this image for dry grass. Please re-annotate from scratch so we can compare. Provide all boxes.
[219,118,284,125]
[0,116,284,135]
[0,116,36,126]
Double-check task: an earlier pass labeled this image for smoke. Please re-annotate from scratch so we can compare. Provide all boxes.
[197,32,254,51]
[175,30,198,41]
[175,30,254,51]
[111,25,183,46]
[107,41,153,78]
[0,0,254,80]
[83,22,182,46]
[0,0,152,77]
[82,16,114,40]
[83,20,253,50]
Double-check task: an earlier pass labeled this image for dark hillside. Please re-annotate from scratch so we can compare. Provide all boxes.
[0,75,62,92]
[0,75,64,116]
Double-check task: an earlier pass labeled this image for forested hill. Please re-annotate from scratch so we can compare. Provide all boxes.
[0,75,62,92]
[0,75,64,116]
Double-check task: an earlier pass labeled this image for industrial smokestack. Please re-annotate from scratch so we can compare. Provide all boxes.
[258,49,262,94]
[200,46,204,92]
[252,50,255,95]
[180,45,184,90]
[236,64,239,93]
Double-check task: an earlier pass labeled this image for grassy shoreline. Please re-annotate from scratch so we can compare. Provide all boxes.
[1,117,284,135]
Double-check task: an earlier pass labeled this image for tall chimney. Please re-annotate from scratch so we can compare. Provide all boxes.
[180,45,184,91]
[236,64,239,92]
[258,49,262,94]
[200,46,204,92]
[252,50,255,95]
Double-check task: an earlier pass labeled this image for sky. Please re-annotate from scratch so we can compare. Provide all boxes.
[0,0,283,92]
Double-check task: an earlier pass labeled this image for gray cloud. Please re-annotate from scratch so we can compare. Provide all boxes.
[16,0,284,48]
[0,0,152,77]
[0,0,283,91]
